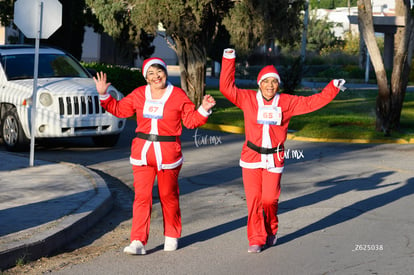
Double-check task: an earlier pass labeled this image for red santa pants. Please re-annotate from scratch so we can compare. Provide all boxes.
[242,167,282,246]
[130,148,182,245]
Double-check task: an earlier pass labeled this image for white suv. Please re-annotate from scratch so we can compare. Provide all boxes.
[0,45,126,151]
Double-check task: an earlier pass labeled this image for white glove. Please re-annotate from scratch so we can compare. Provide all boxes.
[333,79,346,91]
[223,48,236,59]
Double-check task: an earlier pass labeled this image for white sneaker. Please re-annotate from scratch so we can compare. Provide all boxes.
[123,240,146,255]
[164,236,178,251]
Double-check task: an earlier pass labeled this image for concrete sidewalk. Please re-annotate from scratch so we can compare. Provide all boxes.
[0,152,112,270]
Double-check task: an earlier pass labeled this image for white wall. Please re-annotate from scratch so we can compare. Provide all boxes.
[81,27,101,63]
[314,0,395,39]
[134,32,178,67]
[315,7,357,37]
[0,26,5,45]
[80,27,178,68]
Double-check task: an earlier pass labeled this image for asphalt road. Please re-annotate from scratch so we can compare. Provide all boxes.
[3,119,413,274]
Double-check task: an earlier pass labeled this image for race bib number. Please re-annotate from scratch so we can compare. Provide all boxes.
[143,100,164,119]
[257,106,282,125]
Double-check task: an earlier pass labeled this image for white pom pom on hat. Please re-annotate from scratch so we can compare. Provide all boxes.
[142,57,167,77]
[257,65,281,85]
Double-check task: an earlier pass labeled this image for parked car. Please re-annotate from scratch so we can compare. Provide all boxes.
[0,44,126,151]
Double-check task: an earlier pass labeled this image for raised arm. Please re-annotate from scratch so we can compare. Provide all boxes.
[288,79,346,116]
[219,48,246,109]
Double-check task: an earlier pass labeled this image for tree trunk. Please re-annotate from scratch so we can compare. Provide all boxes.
[358,0,390,134]
[173,35,206,108]
[358,0,414,135]
[389,0,414,132]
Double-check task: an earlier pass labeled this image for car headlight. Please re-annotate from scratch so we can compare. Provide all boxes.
[39,92,53,106]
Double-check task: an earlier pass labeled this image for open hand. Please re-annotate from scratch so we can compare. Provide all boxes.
[93,71,111,95]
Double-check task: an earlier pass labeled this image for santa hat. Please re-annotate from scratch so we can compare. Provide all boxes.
[257,65,281,85]
[142,57,167,77]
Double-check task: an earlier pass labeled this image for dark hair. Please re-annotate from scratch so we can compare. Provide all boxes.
[149,63,168,76]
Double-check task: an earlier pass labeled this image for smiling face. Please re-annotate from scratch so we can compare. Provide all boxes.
[259,77,279,100]
[146,64,167,89]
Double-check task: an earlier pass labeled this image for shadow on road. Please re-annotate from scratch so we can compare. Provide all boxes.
[278,173,414,245]
[149,171,414,250]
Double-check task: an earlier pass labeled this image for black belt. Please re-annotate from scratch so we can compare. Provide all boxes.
[247,141,284,154]
[137,132,177,142]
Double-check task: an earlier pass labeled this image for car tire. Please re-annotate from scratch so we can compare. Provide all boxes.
[91,134,120,147]
[1,108,30,151]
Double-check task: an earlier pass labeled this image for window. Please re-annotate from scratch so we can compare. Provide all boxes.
[0,53,89,80]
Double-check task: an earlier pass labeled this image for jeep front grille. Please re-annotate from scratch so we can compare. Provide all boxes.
[58,95,105,116]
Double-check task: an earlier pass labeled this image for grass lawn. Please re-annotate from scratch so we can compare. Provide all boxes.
[205,88,414,142]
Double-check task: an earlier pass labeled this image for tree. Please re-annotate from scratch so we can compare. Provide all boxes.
[357,0,414,135]
[307,10,343,54]
[0,0,93,60]
[224,1,304,56]
[0,0,14,27]
[46,0,88,60]
[86,0,304,107]
[310,0,357,9]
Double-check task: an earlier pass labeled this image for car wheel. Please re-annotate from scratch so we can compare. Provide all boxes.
[1,108,30,151]
[91,134,120,147]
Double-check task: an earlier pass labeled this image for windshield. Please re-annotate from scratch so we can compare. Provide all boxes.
[0,53,90,80]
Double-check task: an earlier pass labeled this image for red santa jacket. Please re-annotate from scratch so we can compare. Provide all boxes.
[100,83,209,170]
[219,53,340,173]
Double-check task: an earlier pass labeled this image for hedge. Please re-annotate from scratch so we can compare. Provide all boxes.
[82,62,147,96]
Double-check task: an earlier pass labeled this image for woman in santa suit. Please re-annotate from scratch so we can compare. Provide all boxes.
[94,57,216,255]
[219,49,346,253]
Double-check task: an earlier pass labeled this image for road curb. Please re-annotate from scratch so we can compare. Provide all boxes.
[0,163,113,271]
[201,123,245,134]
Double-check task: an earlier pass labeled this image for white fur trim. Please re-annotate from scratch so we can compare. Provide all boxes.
[99,93,110,100]
[129,156,183,170]
[239,160,284,173]
[129,157,146,166]
[197,105,212,117]
[333,79,347,91]
[223,48,236,59]
[258,72,281,85]
[161,158,183,169]
[143,59,167,77]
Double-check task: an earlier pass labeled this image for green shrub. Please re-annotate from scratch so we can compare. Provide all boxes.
[303,65,340,76]
[343,65,364,79]
[342,32,360,56]
[317,66,349,79]
[307,11,344,54]
[410,59,414,83]
[279,54,300,66]
[320,50,359,65]
[82,62,146,96]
